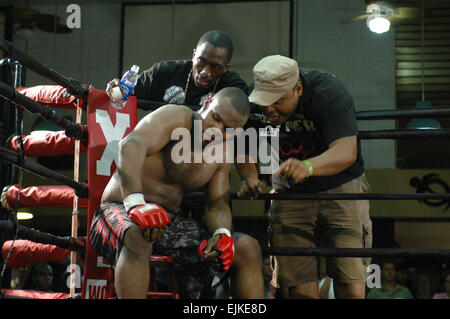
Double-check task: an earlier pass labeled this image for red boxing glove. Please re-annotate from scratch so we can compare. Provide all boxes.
[128,203,171,230]
[198,233,235,272]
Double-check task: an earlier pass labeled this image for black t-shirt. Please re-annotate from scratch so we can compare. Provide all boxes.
[134,60,249,110]
[245,68,364,193]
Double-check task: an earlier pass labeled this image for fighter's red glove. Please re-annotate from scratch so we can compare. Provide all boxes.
[128,203,171,230]
[198,232,235,271]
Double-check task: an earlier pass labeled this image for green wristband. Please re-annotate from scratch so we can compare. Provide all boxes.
[302,160,313,176]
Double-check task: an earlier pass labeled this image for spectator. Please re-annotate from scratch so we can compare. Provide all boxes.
[9,266,31,289]
[432,270,450,299]
[367,261,413,299]
[24,263,54,292]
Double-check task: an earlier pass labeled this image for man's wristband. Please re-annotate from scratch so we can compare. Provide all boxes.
[302,160,314,176]
[213,227,232,238]
[123,192,146,211]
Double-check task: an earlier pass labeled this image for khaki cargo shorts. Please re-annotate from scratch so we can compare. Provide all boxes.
[268,174,372,288]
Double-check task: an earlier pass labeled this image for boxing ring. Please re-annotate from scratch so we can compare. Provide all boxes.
[0,37,449,299]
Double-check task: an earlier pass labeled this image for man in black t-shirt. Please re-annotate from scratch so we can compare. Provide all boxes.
[237,55,372,299]
[107,31,248,216]
[107,30,248,110]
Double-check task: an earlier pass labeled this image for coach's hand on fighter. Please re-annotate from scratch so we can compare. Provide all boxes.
[237,176,265,200]
[275,158,313,184]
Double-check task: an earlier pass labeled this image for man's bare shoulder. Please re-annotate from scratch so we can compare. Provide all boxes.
[139,104,194,129]
[159,103,194,114]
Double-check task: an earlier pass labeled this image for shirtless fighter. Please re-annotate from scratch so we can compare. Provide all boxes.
[89,87,264,299]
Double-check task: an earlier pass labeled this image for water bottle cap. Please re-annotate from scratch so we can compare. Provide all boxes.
[131,65,140,73]
[111,86,123,101]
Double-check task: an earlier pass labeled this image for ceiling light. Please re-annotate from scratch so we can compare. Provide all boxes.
[407,1,439,130]
[367,13,391,34]
[407,100,441,130]
[407,118,441,130]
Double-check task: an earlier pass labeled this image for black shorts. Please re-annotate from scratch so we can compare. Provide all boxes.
[89,202,243,267]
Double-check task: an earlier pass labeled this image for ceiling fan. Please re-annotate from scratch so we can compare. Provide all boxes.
[342,1,419,33]
[12,7,72,39]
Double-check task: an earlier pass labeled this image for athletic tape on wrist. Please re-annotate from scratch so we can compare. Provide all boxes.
[123,192,146,211]
[213,227,231,238]
[302,160,314,176]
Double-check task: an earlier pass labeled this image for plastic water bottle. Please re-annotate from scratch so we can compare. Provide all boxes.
[110,65,140,109]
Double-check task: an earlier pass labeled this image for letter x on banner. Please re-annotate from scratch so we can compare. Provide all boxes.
[81,88,137,299]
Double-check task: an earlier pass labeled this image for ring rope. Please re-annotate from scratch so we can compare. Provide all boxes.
[231,192,450,201]
[1,219,448,260]
[0,81,86,141]
[0,38,86,99]
[0,220,83,252]
[0,51,89,293]
[0,97,26,297]
[357,106,450,120]
[358,128,450,140]
[0,57,86,297]
[136,98,450,121]
[0,146,88,198]
[1,70,448,149]
[264,247,450,259]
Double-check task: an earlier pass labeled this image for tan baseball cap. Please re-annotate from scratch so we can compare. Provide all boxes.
[249,55,299,106]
